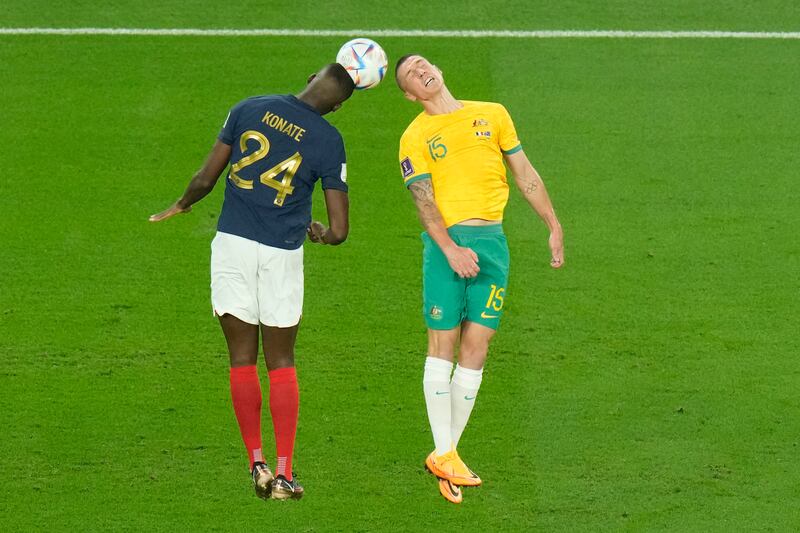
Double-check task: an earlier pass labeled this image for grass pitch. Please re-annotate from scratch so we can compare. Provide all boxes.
[1,2,799,531]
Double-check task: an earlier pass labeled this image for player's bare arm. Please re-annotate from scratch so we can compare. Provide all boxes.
[149,140,232,222]
[307,189,349,245]
[504,150,564,268]
[408,179,479,278]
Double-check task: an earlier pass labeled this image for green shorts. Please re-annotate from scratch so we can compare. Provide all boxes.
[422,224,510,330]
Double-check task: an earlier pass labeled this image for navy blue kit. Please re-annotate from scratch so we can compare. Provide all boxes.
[217,94,348,250]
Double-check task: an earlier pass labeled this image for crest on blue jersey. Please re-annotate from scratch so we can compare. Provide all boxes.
[400,157,415,178]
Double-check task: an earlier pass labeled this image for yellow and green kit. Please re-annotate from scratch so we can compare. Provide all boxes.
[399,101,522,330]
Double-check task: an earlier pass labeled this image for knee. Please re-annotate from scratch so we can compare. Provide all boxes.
[428,332,458,358]
[265,352,295,371]
[461,333,489,355]
[458,341,489,369]
[230,353,258,367]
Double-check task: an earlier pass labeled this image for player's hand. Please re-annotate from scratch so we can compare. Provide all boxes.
[149,201,191,222]
[549,227,564,269]
[307,221,327,244]
[445,246,480,278]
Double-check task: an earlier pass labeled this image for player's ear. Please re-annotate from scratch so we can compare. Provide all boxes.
[307,73,317,84]
[331,102,342,112]
[403,91,417,102]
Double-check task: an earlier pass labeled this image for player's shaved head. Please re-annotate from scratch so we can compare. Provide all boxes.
[297,63,355,115]
[395,53,420,90]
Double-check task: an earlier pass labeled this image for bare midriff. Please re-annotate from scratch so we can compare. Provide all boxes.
[453,218,502,226]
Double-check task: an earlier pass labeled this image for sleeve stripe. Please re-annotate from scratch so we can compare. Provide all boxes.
[404,173,431,187]
[502,144,522,155]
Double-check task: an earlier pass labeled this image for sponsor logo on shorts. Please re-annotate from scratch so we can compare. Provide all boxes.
[430,305,443,320]
[400,157,414,178]
[480,311,499,319]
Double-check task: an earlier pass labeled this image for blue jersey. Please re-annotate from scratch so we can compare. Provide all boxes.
[217,94,348,250]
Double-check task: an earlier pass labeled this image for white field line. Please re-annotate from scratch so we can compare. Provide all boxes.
[1,27,799,39]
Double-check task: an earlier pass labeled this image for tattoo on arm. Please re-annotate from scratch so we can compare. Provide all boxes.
[522,175,538,194]
[409,180,443,228]
[409,179,434,203]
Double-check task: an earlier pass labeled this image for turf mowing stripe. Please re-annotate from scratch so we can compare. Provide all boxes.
[0,27,799,39]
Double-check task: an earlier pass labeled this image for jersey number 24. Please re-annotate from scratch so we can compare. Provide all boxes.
[228,130,303,207]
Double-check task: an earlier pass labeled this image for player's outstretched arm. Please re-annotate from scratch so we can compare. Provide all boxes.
[504,150,564,268]
[308,189,349,245]
[149,140,232,222]
[408,179,479,278]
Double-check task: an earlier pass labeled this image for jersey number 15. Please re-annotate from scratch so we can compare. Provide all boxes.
[228,130,303,207]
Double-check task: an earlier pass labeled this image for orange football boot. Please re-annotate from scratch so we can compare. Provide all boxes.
[425,449,482,486]
[438,477,463,504]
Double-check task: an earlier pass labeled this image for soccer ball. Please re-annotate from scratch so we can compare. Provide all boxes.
[336,38,388,90]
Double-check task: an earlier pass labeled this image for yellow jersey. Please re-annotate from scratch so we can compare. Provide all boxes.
[398,101,521,227]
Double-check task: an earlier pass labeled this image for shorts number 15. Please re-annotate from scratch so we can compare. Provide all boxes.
[485,284,505,311]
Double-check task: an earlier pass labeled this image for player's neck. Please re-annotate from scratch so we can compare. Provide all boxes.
[295,91,326,115]
[420,87,462,116]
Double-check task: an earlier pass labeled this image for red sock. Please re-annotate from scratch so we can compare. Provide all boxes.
[229,365,264,469]
[268,366,299,480]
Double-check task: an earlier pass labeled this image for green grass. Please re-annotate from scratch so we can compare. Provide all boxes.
[2,3,800,531]
[3,0,800,31]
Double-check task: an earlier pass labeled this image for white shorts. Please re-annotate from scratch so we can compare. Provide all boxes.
[210,231,304,327]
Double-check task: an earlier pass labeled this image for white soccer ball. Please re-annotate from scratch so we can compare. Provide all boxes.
[336,38,388,90]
